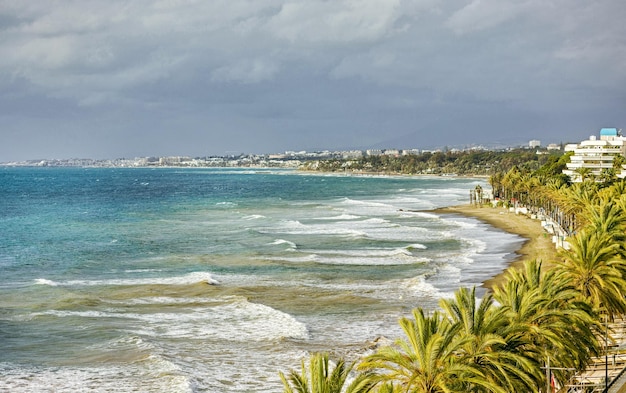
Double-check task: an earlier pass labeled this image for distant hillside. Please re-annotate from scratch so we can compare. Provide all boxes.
[300,149,567,177]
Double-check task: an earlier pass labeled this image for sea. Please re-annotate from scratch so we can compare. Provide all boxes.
[0,167,523,392]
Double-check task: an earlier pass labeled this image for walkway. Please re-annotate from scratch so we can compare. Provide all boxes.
[563,317,626,392]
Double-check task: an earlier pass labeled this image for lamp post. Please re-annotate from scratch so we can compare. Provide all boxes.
[542,358,576,393]
[606,316,609,391]
[546,356,551,393]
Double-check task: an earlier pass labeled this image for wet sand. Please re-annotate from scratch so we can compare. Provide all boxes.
[432,204,559,289]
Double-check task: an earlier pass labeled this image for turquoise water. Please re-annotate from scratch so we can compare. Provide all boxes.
[0,167,522,392]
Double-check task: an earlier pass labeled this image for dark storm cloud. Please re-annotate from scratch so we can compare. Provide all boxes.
[0,0,624,161]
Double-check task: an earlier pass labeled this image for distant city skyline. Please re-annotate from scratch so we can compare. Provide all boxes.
[2,141,565,166]
[1,1,624,162]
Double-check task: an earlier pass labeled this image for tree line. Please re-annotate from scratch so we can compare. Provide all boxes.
[300,149,567,176]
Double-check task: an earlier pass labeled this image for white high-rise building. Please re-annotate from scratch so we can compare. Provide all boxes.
[563,128,626,182]
[529,140,541,148]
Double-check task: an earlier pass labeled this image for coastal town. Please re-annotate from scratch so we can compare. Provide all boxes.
[0,142,562,169]
[3,128,624,184]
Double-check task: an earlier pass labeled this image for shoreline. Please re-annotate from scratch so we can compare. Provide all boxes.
[431,204,559,289]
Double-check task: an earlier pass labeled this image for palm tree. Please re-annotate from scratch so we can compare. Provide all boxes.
[599,168,617,184]
[489,172,505,200]
[578,200,626,248]
[551,181,601,233]
[604,179,626,200]
[279,353,375,393]
[501,166,522,203]
[612,153,626,174]
[556,230,626,318]
[493,260,601,388]
[359,309,505,393]
[439,287,536,392]
[574,167,594,183]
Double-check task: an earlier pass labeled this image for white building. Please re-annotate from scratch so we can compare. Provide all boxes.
[563,128,626,182]
[383,149,400,157]
[342,150,364,159]
[529,140,541,148]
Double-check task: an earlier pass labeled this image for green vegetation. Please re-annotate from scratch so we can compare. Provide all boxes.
[281,159,626,392]
[300,149,566,176]
[279,353,375,393]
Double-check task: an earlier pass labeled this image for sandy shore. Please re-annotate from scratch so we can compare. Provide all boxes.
[432,204,559,289]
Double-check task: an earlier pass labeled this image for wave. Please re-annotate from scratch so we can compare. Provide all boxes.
[340,198,393,209]
[33,297,308,343]
[271,252,430,266]
[264,217,434,242]
[406,243,427,251]
[123,269,163,273]
[33,272,220,287]
[312,214,361,221]
[215,201,238,207]
[309,244,427,258]
[34,278,58,286]
[399,210,440,219]
[400,275,452,299]
[0,355,194,393]
[441,217,479,229]
[104,296,233,306]
[263,220,367,238]
[242,214,266,220]
[268,239,297,249]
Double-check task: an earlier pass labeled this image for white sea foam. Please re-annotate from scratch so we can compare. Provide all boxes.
[437,264,462,275]
[359,225,428,241]
[35,272,220,287]
[265,220,367,237]
[37,310,111,318]
[320,248,411,257]
[312,214,361,220]
[104,296,231,306]
[308,246,426,258]
[399,210,440,219]
[269,255,320,264]
[136,299,309,342]
[400,275,451,299]
[266,216,433,243]
[34,278,59,286]
[0,357,194,393]
[34,297,308,342]
[442,217,479,229]
[269,239,297,249]
[340,198,395,211]
[242,214,266,220]
[462,237,487,254]
[216,201,237,207]
[406,243,428,250]
[272,252,430,266]
[123,269,163,273]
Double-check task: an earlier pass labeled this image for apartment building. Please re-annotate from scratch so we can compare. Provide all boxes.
[563,128,626,182]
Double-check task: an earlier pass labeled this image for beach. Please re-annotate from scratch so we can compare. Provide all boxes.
[433,204,560,289]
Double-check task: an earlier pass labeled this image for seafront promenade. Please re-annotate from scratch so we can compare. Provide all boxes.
[436,204,626,393]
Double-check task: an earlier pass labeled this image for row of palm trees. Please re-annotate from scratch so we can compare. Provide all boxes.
[279,174,626,392]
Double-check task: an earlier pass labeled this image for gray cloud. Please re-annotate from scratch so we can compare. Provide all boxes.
[0,0,624,161]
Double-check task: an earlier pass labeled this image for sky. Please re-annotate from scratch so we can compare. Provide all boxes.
[1,0,625,162]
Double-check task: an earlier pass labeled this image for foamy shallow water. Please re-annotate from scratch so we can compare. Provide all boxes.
[0,168,522,392]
